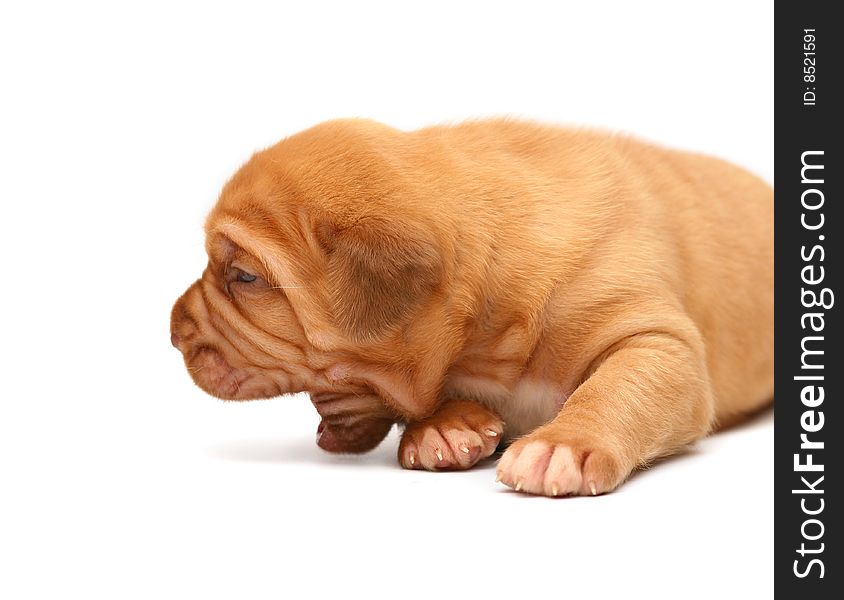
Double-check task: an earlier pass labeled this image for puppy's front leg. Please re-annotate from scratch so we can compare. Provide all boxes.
[497,328,715,496]
[399,399,504,470]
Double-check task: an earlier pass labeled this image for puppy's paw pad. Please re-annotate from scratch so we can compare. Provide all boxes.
[495,438,623,497]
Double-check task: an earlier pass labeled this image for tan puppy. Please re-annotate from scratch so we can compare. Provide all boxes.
[170,119,773,496]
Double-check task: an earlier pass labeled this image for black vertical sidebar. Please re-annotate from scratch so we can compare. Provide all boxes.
[775,2,841,597]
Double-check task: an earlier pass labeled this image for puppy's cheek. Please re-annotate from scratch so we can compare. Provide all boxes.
[316,419,394,454]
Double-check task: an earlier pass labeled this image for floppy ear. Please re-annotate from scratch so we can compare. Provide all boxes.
[316,216,442,340]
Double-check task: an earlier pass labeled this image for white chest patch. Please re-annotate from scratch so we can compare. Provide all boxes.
[442,376,568,439]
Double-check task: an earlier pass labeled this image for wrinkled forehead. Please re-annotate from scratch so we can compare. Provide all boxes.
[203,201,324,292]
[205,211,302,282]
[206,206,280,261]
[204,165,302,262]
[200,137,347,280]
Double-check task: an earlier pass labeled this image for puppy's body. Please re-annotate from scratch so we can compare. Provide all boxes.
[171,119,773,496]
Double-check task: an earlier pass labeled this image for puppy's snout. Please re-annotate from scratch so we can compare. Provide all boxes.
[170,285,200,353]
[170,313,195,352]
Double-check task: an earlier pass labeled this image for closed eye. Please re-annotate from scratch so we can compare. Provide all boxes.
[224,265,266,293]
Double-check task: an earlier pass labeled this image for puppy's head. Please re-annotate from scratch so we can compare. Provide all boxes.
[170,120,448,444]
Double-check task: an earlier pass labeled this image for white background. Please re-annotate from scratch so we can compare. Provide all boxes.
[0,1,773,598]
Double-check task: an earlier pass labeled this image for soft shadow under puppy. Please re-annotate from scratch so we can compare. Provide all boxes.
[208,430,502,474]
[207,434,399,467]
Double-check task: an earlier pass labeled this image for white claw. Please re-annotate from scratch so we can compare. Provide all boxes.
[435,448,443,461]
[495,473,502,483]
[484,429,499,437]
[551,484,559,497]
[515,480,523,492]
[590,482,597,496]
[460,445,470,454]
[409,453,416,466]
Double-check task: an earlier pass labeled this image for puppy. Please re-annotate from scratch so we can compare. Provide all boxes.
[170,119,773,496]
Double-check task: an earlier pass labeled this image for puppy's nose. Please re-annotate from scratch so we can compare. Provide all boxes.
[171,332,182,349]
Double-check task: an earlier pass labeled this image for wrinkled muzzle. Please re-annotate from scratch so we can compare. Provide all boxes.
[170,279,396,453]
[170,281,280,400]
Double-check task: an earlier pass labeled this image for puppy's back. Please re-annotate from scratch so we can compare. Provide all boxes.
[410,120,773,422]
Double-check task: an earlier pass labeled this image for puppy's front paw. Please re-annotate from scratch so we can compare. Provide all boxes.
[496,434,626,497]
[399,402,503,471]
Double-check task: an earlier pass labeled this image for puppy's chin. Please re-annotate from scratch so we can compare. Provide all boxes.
[187,347,281,401]
[316,418,394,454]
